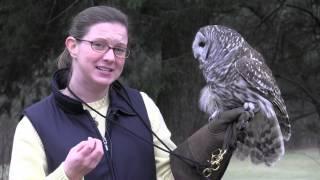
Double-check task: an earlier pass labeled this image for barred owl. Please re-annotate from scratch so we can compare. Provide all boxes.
[192,25,291,166]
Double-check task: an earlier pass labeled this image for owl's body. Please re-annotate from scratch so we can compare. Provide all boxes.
[192,25,291,166]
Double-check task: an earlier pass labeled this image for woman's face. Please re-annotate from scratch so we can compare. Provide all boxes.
[68,22,128,89]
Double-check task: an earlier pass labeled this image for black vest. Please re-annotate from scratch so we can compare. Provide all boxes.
[24,69,157,180]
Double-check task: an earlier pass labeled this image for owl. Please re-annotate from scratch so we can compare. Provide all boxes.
[192,25,291,166]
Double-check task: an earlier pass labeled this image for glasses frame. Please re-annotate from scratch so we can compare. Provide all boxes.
[75,38,130,58]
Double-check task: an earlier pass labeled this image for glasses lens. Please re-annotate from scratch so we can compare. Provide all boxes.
[91,41,108,52]
[114,47,129,58]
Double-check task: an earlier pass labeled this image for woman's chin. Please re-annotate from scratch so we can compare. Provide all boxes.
[91,70,121,87]
[92,77,116,87]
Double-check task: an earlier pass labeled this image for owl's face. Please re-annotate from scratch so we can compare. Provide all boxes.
[192,26,219,66]
[192,25,245,67]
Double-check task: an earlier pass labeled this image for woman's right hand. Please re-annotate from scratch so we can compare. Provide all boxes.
[63,137,104,180]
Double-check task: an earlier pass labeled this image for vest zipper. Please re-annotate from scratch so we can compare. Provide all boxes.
[85,111,110,152]
[85,111,115,180]
[105,108,117,180]
[102,136,109,151]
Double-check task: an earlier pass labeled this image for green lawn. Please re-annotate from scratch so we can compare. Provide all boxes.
[223,148,320,180]
[2,149,319,180]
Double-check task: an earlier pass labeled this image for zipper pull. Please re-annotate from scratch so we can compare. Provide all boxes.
[102,137,109,151]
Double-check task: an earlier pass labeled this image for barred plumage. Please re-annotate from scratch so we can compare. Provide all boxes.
[192,25,291,166]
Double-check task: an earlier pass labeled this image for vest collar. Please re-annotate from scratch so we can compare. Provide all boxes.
[51,68,136,116]
[51,69,83,114]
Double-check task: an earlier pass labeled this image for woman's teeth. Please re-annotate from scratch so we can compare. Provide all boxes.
[97,66,112,72]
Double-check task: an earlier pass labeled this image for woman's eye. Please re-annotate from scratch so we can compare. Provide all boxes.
[93,41,107,49]
[114,48,126,53]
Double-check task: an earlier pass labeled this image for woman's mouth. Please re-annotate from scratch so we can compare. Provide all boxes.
[96,66,113,72]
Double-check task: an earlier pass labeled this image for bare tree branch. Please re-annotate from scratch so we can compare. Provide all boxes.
[47,0,57,23]
[290,111,317,122]
[241,6,263,19]
[276,74,320,105]
[88,0,95,6]
[286,3,320,27]
[46,0,80,24]
[256,0,287,28]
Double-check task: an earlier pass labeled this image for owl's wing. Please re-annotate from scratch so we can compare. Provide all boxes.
[234,55,291,141]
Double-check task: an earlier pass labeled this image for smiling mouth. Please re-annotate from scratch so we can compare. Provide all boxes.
[96,66,113,72]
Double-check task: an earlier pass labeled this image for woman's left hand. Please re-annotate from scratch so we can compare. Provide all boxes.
[63,137,104,180]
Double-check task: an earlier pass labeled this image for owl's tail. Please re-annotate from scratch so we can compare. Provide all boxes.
[276,111,291,141]
[235,111,285,166]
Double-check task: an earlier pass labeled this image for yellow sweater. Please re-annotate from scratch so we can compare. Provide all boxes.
[9,92,176,180]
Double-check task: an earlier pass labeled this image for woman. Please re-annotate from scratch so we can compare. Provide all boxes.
[9,5,246,180]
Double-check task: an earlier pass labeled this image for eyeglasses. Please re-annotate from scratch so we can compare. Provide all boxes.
[75,38,130,58]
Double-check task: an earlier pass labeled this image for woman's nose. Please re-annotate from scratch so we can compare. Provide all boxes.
[102,48,116,62]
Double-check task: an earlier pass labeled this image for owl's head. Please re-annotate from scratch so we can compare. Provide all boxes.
[192,25,245,66]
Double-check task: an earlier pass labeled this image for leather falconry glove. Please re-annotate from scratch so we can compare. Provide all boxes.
[170,107,250,180]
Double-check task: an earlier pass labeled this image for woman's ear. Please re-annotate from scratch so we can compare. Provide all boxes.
[65,36,78,58]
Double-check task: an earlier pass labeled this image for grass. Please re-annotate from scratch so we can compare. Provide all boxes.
[1,148,319,180]
[223,148,320,180]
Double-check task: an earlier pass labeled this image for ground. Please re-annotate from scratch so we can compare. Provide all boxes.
[224,148,320,180]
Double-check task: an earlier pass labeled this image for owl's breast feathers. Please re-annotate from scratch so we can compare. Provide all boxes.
[206,74,247,111]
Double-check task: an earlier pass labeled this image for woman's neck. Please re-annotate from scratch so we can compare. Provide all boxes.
[64,80,109,103]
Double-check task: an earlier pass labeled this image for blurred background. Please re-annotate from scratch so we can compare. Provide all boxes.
[0,0,319,179]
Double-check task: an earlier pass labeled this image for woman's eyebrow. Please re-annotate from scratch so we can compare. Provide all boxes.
[93,38,127,47]
[114,42,127,47]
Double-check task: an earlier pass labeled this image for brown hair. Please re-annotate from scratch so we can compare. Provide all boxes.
[57,6,128,69]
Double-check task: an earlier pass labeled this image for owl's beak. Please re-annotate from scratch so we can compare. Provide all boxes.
[194,53,200,60]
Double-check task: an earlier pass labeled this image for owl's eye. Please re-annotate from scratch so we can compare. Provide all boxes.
[198,41,205,47]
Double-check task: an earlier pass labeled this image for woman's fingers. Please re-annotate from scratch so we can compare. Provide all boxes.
[78,137,96,156]
[64,137,104,179]
[73,141,88,152]
[86,138,104,168]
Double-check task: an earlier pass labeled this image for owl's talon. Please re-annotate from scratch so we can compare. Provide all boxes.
[243,102,260,116]
[237,118,249,131]
[244,102,254,111]
[237,122,245,131]
[236,111,251,131]
[208,111,220,122]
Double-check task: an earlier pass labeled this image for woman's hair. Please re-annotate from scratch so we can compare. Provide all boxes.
[57,6,128,69]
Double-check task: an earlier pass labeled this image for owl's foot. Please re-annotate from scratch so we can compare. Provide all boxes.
[243,102,260,117]
[236,111,251,131]
[236,102,259,130]
[208,111,220,122]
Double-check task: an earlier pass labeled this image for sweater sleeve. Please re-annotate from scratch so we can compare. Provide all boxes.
[9,116,75,180]
[140,92,176,180]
